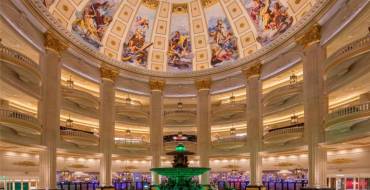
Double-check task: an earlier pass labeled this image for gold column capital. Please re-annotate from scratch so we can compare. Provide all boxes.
[149,79,165,91]
[242,63,262,79]
[44,32,68,54]
[296,24,321,48]
[195,78,212,90]
[100,65,119,82]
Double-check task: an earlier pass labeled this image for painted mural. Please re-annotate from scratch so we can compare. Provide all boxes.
[121,5,156,68]
[167,5,193,72]
[72,0,119,48]
[204,3,238,67]
[244,0,293,45]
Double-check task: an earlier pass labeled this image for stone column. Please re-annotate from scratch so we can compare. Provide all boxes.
[195,79,212,185]
[38,32,67,190]
[149,79,165,185]
[99,66,118,187]
[243,64,264,188]
[297,25,330,189]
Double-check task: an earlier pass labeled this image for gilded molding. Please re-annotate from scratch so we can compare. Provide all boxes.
[100,66,119,81]
[243,63,262,79]
[44,32,68,53]
[149,79,165,91]
[296,24,321,47]
[195,78,212,90]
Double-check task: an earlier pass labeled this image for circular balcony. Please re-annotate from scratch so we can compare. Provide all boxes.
[164,110,196,127]
[60,127,99,147]
[326,102,370,131]
[212,136,246,150]
[62,86,99,117]
[115,103,149,126]
[263,123,304,144]
[325,35,370,73]
[0,44,41,97]
[212,101,246,125]
[0,108,41,135]
[115,139,150,151]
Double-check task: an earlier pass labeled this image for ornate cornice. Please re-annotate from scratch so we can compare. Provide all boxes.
[242,63,262,79]
[149,79,165,91]
[296,24,321,48]
[195,78,212,90]
[44,32,67,54]
[100,66,119,82]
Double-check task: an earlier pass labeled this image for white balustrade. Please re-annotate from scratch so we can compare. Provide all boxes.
[263,124,304,140]
[0,43,39,69]
[328,102,370,120]
[0,108,40,126]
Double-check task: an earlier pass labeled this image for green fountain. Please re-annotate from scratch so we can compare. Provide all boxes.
[150,144,210,190]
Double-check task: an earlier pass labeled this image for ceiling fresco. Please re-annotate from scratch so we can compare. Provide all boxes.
[43,0,316,72]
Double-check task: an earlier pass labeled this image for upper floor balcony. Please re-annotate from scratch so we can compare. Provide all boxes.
[0,43,41,98]
[263,123,304,145]
[0,106,41,136]
[212,135,246,150]
[115,138,150,152]
[60,126,99,147]
[326,102,370,133]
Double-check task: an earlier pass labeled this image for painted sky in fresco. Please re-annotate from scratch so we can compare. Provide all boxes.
[72,0,120,48]
[244,0,294,45]
[205,3,239,67]
[121,5,156,68]
[167,13,193,72]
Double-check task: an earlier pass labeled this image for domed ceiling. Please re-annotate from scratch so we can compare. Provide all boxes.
[42,0,316,72]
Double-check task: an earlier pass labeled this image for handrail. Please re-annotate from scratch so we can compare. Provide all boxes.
[164,110,196,116]
[60,129,99,139]
[0,108,40,125]
[328,102,370,120]
[0,43,39,69]
[115,139,149,145]
[264,124,304,139]
[212,136,246,144]
[329,35,370,60]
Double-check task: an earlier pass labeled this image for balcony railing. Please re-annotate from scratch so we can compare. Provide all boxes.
[263,123,304,140]
[212,136,247,144]
[0,43,39,70]
[328,102,370,120]
[115,139,149,145]
[60,128,98,139]
[326,35,370,71]
[0,107,41,135]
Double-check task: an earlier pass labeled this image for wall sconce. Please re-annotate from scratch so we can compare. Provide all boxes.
[65,114,73,128]
[66,76,74,89]
[289,72,297,87]
[290,114,298,124]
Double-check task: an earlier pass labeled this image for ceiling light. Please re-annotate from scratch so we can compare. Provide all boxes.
[290,114,298,124]
[177,101,183,110]
[66,76,74,89]
[289,72,297,87]
[65,114,73,128]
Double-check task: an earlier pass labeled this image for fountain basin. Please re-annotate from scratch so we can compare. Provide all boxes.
[150,167,210,177]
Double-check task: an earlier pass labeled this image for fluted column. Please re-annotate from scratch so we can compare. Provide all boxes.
[195,79,212,185]
[99,66,118,187]
[297,24,329,189]
[243,64,263,187]
[38,32,67,189]
[149,79,165,185]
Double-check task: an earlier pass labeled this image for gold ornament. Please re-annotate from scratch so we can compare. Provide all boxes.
[243,63,262,79]
[296,24,321,47]
[100,66,119,82]
[195,78,212,90]
[44,32,67,53]
[149,79,165,91]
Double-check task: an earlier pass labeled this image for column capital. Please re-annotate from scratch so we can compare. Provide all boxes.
[242,63,262,79]
[100,65,119,82]
[149,79,165,91]
[44,32,68,54]
[296,24,321,48]
[195,78,212,90]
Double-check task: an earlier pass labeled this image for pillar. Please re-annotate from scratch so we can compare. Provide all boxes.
[149,79,165,185]
[99,66,118,187]
[243,64,264,188]
[195,78,212,185]
[38,32,67,190]
[297,24,331,189]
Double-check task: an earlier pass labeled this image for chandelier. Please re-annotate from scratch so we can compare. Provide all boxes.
[290,114,298,124]
[289,72,297,87]
[65,114,74,128]
[66,76,74,89]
